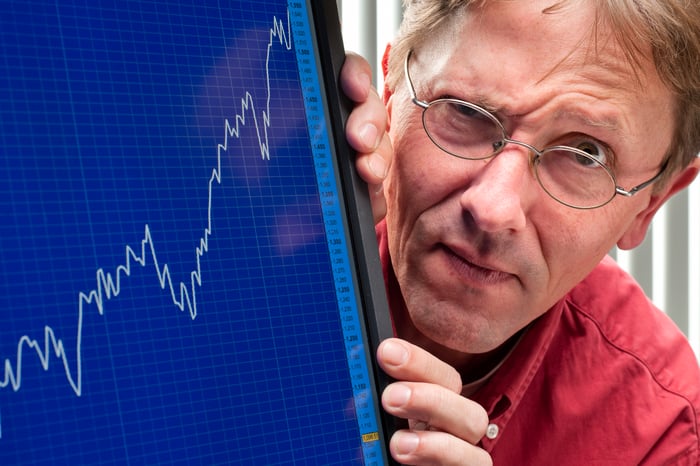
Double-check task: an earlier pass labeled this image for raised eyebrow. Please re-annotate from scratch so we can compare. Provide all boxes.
[554,109,621,133]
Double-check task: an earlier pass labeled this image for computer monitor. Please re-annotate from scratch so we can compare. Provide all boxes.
[0,1,396,464]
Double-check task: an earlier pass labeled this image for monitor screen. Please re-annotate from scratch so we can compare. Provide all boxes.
[0,1,394,464]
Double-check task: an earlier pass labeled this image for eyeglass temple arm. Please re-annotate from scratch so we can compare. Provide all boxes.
[404,50,430,109]
[615,159,669,197]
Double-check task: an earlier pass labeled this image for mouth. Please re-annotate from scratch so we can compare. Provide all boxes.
[440,244,514,286]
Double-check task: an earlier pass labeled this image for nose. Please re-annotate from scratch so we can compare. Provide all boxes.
[459,145,533,232]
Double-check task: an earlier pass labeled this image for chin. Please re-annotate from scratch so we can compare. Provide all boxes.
[410,305,510,355]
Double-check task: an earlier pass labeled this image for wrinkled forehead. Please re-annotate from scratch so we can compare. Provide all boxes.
[407,0,675,171]
[418,0,658,93]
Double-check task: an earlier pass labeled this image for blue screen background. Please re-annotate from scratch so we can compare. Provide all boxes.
[0,0,370,464]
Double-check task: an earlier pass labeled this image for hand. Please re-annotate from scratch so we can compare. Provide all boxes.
[377,338,493,466]
[340,52,393,224]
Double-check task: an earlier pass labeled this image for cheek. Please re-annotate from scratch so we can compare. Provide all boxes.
[538,208,625,298]
[386,106,464,211]
[384,120,454,268]
[385,120,433,215]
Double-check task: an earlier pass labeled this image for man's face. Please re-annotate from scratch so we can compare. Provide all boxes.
[384,0,675,354]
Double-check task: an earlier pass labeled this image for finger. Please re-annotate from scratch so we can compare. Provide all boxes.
[340,52,390,223]
[340,52,374,103]
[355,132,390,223]
[342,53,388,156]
[382,382,489,445]
[377,338,463,394]
[350,125,390,183]
[390,430,493,466]
[345,85,388,155]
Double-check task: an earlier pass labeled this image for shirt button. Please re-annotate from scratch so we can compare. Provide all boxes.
[486,423,499,440]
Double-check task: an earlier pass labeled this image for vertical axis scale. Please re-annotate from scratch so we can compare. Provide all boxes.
[289,1,383,464]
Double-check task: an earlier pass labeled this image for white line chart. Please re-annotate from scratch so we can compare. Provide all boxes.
[0,11,293,437]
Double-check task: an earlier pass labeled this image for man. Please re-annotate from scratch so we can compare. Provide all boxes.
[342,0,700,464]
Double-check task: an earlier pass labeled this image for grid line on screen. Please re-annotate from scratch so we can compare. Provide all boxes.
[0,1,383,464]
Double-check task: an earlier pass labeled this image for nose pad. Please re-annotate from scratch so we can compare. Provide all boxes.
[492,140,506,152]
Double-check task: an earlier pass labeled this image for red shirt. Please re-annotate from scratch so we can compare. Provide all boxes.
[377,220,700,465]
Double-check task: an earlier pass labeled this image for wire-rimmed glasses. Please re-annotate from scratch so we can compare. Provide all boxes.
[403,51,667,209]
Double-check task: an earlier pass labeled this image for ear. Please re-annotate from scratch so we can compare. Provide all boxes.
[385,94,394,130]
[617,157,700,250]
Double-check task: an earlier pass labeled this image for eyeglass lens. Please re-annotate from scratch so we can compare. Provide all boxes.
[421,100,617,208]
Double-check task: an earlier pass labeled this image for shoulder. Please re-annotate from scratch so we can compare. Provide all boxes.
[560,256,700,461]
[564,255,697,382]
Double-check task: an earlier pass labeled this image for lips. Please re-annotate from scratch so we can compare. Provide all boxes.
[440,244,514,285]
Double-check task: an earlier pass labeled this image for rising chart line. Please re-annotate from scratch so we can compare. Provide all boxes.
[0,10,293,435]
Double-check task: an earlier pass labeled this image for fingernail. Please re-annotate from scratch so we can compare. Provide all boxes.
[381,340,408,367]
[385,383,411,408]
[359,123,380,150]
[395,432,419,455]
[367,152,388,179]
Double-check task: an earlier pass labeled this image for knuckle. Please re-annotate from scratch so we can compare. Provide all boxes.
[409,383,490,444]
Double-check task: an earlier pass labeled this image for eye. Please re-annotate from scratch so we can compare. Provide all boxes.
[574,139,609,166]
[451,102,481,118]
[452,100,495,122]
[440,99,499,132]
[423,99,504,158]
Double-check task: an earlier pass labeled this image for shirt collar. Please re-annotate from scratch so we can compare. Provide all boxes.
[471,302,563,419]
